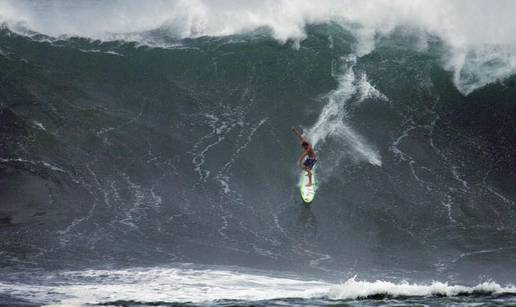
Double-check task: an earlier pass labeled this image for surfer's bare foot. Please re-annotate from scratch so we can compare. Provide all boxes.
[305,183,312,187]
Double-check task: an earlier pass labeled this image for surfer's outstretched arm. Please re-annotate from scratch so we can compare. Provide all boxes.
[291,127,306,143]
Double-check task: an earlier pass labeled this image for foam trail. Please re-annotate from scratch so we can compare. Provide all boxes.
[307,56,382,167]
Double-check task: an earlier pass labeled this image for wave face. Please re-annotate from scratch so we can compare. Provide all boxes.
[1,0,516,298]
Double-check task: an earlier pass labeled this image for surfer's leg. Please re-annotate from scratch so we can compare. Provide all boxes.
[305,168,312,186]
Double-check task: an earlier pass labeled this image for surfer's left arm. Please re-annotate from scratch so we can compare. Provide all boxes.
[291,127,306,143]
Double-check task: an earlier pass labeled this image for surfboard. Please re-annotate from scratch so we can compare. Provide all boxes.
[299,168,316,203]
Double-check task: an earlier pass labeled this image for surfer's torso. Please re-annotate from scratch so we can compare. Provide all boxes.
[304,145,316,160]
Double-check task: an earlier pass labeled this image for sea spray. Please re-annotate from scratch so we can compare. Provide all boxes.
[306,55,383,181]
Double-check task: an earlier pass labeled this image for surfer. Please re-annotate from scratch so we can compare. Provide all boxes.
[291,127,317,186]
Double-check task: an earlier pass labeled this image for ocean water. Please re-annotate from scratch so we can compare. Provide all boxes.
[1,1,516,306]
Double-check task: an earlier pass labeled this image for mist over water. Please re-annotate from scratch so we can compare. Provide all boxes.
[1,1,516,306]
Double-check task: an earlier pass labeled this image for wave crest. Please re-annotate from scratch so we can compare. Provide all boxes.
[328,277,516,300]
[2,0,516,93]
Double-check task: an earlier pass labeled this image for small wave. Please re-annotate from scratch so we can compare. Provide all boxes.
[327,277,516,300]
[1,266,515,305]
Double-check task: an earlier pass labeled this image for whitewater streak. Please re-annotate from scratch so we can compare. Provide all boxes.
[1,266,515,305]
[1,0,516,94]
[307,55,383,168]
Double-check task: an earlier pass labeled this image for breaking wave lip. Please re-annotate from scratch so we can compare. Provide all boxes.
[327,277,516,300]
[1,266,516,305]
[1,0,516,94]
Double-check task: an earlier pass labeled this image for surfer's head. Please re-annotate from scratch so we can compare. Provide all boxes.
[301,141,309,149]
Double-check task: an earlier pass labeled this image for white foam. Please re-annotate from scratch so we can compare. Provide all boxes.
[356,73,389,103]
[1,266,515,305]
[446,44,516,94]
[327,277,516,299]
[0,266,329,304]
[0,157,65,172]
[32,120,47,131]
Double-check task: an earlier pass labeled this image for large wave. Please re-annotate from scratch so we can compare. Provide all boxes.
[1,0,515,296]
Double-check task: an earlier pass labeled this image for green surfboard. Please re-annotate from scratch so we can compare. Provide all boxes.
[299,168,316,203]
